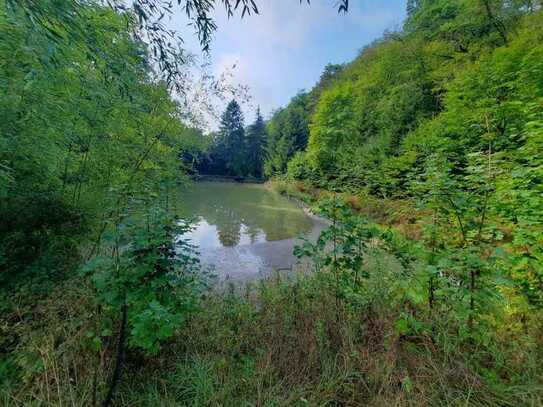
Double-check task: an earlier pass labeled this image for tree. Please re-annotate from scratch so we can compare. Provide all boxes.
[315,63,345,92]
[216,100,246,176]
[263,62,347,178]
[0,3,208,403]
[307,82,357,174]
[264,91,311,176]
[245,107,267,178]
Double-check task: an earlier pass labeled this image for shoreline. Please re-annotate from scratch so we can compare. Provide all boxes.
[190,174,266,184]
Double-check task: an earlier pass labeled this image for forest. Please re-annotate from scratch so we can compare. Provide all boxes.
[1,0,542,405]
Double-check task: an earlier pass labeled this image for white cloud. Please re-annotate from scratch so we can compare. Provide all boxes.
[167,0,407,128]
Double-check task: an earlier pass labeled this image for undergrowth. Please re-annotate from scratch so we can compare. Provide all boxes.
[2,257,541,406]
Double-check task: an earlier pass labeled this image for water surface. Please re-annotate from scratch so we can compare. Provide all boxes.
[178,182,326,283]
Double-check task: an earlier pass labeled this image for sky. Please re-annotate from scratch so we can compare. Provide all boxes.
[169,0,407,127]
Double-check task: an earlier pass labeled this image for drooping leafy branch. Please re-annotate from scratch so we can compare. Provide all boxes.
[6,0,349,91]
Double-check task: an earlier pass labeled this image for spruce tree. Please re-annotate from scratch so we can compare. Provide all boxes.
[245,107,267,178]
[216,100,246,176]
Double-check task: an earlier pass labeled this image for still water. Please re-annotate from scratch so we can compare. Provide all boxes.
[179,182,327,283]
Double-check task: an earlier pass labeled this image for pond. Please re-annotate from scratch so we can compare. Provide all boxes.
[178,182,327,283]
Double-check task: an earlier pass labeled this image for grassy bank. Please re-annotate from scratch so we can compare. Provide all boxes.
[117,272,543,406]
[2,234,542,405]
[268,179,426,240]
[3,270,542,406]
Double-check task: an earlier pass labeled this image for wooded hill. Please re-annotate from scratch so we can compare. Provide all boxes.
[265,0,543,305]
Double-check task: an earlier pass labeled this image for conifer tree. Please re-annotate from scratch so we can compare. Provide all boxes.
[245,107,267,178]
[216,100,246,176]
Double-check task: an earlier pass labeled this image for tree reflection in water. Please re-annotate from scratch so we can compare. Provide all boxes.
[180,182,313,248]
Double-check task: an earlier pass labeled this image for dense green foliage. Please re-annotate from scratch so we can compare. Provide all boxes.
[270,1,541,187]
[261,1,543,400]
[0,5,197,271]
[267,0,543,307]
[0,2,206,403]
[264,63,344,177]
[264,91,312,176]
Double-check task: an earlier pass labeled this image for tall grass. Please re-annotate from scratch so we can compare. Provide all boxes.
[119,265,542,406]
[4,253,540,406]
